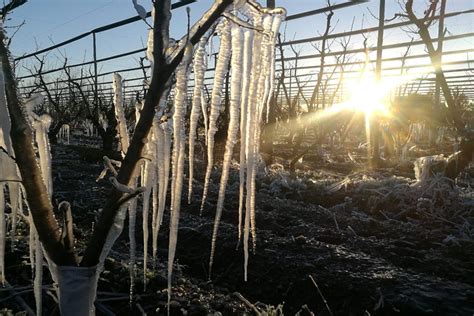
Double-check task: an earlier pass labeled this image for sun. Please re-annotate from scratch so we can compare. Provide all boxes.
[345,74,391,117]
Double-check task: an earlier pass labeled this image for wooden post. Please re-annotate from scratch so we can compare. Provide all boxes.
[370,0,385,167]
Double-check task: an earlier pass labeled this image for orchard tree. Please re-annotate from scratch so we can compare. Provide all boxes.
[402,0,474,178]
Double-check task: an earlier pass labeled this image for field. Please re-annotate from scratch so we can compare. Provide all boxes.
[2,134,473,315]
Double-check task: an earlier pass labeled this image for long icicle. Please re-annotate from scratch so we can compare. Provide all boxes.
[209,23,244,278]
[151,86,171,265]
[150,116,160,266]
[112,73,138,304]
[99,75,132,268]
[188,33,210,204]
[152,120,165,263]
[128,101,144,303]
[244,12,263,282]
[28,108,52,316]
[153,118,172,263]
[0,184,4,284]
[34,228,43,316]
[237,29,254,247]
[201,93,209,146]
[200,20,232,213]
[249,14,274,253]
[0,62,15,278]
[141,130,156,291]
[32,114,52,316]
[168,43,193,310]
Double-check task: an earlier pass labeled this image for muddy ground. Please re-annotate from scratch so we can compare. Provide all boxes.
[1,138,474,315]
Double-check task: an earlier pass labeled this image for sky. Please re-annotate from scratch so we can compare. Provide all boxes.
[5,0,474,97]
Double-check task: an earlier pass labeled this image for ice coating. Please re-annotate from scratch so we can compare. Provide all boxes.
[209,24,244,277]
[0,64,23,274]
[0,185,4,284]
[200,20,232,213]
[141,122,157,290]
[153,119,171,262]
[113,73,129,157]
[188,32,210,204]
[237,29,254,245]
[168,43,193,309]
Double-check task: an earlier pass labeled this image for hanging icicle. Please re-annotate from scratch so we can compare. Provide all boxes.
[168,43,193,309]
[27,95,53,316]
[188,32,211,204]
[239,6,286,282]
[0,63,23,274]
[265,13,285,123]
[242,12,263,282]
[200,20,232,213]
[141,120,157,291]
[209,24,244,277]
[237,28,254,248]
[0,185,4,284]
[152,117,171,263]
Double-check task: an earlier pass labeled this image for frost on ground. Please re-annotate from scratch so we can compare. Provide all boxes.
[2,141,471,314]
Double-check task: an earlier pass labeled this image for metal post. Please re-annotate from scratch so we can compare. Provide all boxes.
[267,0,275,8]
[432,0,447,144]
[371,0,385,166]
[92,32,98,102]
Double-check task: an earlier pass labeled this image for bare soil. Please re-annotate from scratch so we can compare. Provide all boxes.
[2,139,473,315]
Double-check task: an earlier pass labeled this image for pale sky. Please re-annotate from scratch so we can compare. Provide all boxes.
[5,0,474,97]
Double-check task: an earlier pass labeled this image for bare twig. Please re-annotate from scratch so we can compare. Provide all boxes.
[309,275,333,316]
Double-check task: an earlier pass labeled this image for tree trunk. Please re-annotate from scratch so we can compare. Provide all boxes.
[48,121,64,144]
[101,127,116,154]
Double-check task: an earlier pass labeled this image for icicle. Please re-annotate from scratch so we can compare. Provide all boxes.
[29,108,51,316]
[113,73,129,156]
[59,124,70,144]
[265,12,285,122]
[28,214,35,273]
[237,29,253,247]
[128,100,145,303]
[141,125,156,290]
[24,100,53,316]
[0,62,22,251]
[188,33,210,204]
[34,230,44,316]
[209,24,244,277]
[200,20,232,213]
[7,183,21,250]
[112,72,141,303]
[152,119,171,263]
[201,93,209,146]
[148,97,171,268]
[168,43,193,310]
[0,184,4,284]
[247,15,274,255]
[128,192,138,303]
[243,12,265,281]
[35,115,53,193]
